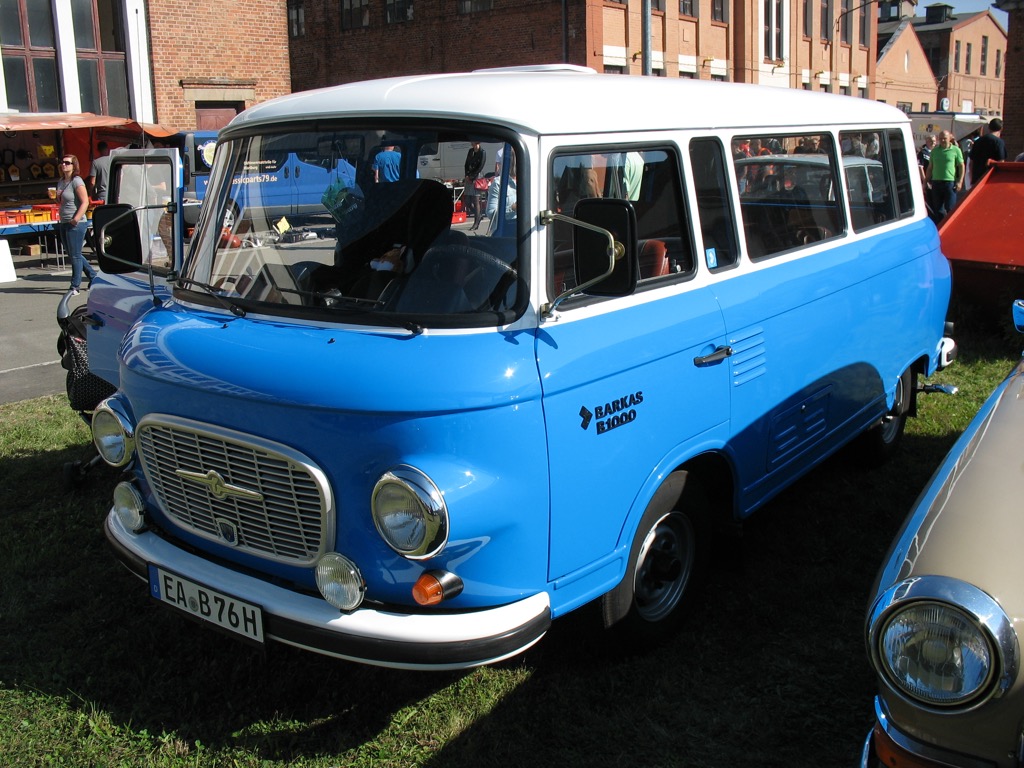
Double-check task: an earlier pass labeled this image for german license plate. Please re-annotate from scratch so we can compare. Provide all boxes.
[149,566,264,643]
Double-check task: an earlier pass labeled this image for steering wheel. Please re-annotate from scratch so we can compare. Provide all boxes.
[444,244,518,312]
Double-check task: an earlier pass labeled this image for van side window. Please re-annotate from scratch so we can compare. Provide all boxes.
[887,128,915,218]
[550,148,694,295]
[840,130,897,231]
[689,137,740,270]
[733,133,843,259]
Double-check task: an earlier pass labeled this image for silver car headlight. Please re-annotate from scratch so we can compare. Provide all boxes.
[869,577,1019,711]
[371,465,448,559]
[91,397,136,467]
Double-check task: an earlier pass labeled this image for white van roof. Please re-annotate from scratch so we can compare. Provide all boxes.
[227,70,909,137]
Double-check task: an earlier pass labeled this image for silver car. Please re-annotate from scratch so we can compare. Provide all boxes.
[862,301,1024,768]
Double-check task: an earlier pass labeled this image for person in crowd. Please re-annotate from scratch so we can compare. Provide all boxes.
[924,131,964,224]
[56,154,96,294]
[463,141,486,231]
[865,132,880,159]
[969,118,1006,186]
[88,141,112,201]
[917,135,937,182]
[372,145,401,183]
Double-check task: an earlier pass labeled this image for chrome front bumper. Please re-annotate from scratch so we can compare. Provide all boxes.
[105,511,551,670]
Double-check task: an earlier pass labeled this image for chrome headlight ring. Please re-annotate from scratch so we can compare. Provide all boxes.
[91,397,136,468]
[371,465,449,559]
[868,576,1019,712]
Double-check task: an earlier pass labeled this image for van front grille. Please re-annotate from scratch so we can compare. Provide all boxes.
[136,416,332,565]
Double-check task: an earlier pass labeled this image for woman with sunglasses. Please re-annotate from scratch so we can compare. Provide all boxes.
[56,154,96,294]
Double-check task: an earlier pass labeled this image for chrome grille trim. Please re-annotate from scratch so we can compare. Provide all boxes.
[136,414,334,565]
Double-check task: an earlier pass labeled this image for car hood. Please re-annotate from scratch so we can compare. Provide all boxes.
[875,358,1024,613]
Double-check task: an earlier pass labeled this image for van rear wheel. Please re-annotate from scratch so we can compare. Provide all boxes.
[854,368,914,466]
[602,476,709,643]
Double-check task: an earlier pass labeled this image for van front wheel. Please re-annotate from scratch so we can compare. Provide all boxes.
[601,478,708,642]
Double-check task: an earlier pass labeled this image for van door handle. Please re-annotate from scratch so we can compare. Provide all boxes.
[693,345,733,366]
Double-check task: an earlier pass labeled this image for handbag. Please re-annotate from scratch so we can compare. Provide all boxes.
[473,177,489,191]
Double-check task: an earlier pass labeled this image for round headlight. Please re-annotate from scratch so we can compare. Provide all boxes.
[878,601,994,707]
[92,399,136,467]
[111,481,146,532]
[869,577,1019,711]
[315,552,365,612]
[371,466,448,559]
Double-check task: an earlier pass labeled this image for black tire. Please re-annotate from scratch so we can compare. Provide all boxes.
[601,472,709,644]
[854,368,914,466]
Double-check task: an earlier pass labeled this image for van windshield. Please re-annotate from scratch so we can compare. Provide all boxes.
[183,126,523,328]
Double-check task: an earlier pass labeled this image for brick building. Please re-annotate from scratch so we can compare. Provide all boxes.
[889,3,1006,117]
[147,0,292,131]
[0,0,291,133]
[875,20,939,111]
[287,0,877,97]
[994,0,1022,157]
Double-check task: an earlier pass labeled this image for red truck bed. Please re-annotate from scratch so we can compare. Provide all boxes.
[939,161,1024,307]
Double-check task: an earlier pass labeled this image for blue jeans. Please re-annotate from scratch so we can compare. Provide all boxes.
[928,181,957,222]
[59,219,96,289]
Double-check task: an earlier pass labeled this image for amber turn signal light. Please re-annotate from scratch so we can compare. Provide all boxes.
[412,570,464,606]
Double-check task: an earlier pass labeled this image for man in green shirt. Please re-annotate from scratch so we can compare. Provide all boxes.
[924,130,964,224]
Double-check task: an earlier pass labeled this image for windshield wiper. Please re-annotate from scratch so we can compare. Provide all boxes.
[317,290,423,335]
[176,276,247,317]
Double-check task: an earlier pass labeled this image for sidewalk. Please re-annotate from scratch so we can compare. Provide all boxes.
[0,245,85,405]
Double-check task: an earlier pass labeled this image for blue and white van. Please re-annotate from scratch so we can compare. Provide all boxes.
[88,67,955,670]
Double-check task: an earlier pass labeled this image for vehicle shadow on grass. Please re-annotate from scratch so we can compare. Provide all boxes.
[0,443,462,761]
[417,430,963,768]
[0,426,968,766]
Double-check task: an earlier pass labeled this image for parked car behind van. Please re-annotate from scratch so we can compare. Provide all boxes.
[863,301,1024,768]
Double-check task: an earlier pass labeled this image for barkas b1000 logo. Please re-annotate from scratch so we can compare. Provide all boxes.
[579,391,644,435]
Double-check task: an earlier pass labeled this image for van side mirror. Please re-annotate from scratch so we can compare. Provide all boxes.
[573,198,638,297]
[1013,300,1024,333]
[540,199,638,316]
[92,204,144,274]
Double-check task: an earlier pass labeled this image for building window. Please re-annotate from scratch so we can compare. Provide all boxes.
[712,0,726,22]
[288,1,305,37]
[386,0,413,23]
[764,0,784,58]
[965,42,971,74]
[680,0,696,16]
[980,36,988,76]
[72,0,130,117]
[803,0,811,36]
[1,0,60,112]
[896,101,911,113]
[819,0,831,42]
[604,65,626,74]
[858,1,867,45]
[954,40,960,72]
[840,0,851,44]
[458,0,492,10]
[342,0,370,28]
[996,49,1002,78]
[920,102,929,111]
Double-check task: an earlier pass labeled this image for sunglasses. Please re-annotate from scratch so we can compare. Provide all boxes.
[60,160,73,165]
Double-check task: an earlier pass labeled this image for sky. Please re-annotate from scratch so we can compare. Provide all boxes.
[945,0,1009,27]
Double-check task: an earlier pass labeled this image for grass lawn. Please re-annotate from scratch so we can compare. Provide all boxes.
[0,315,1018,768]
